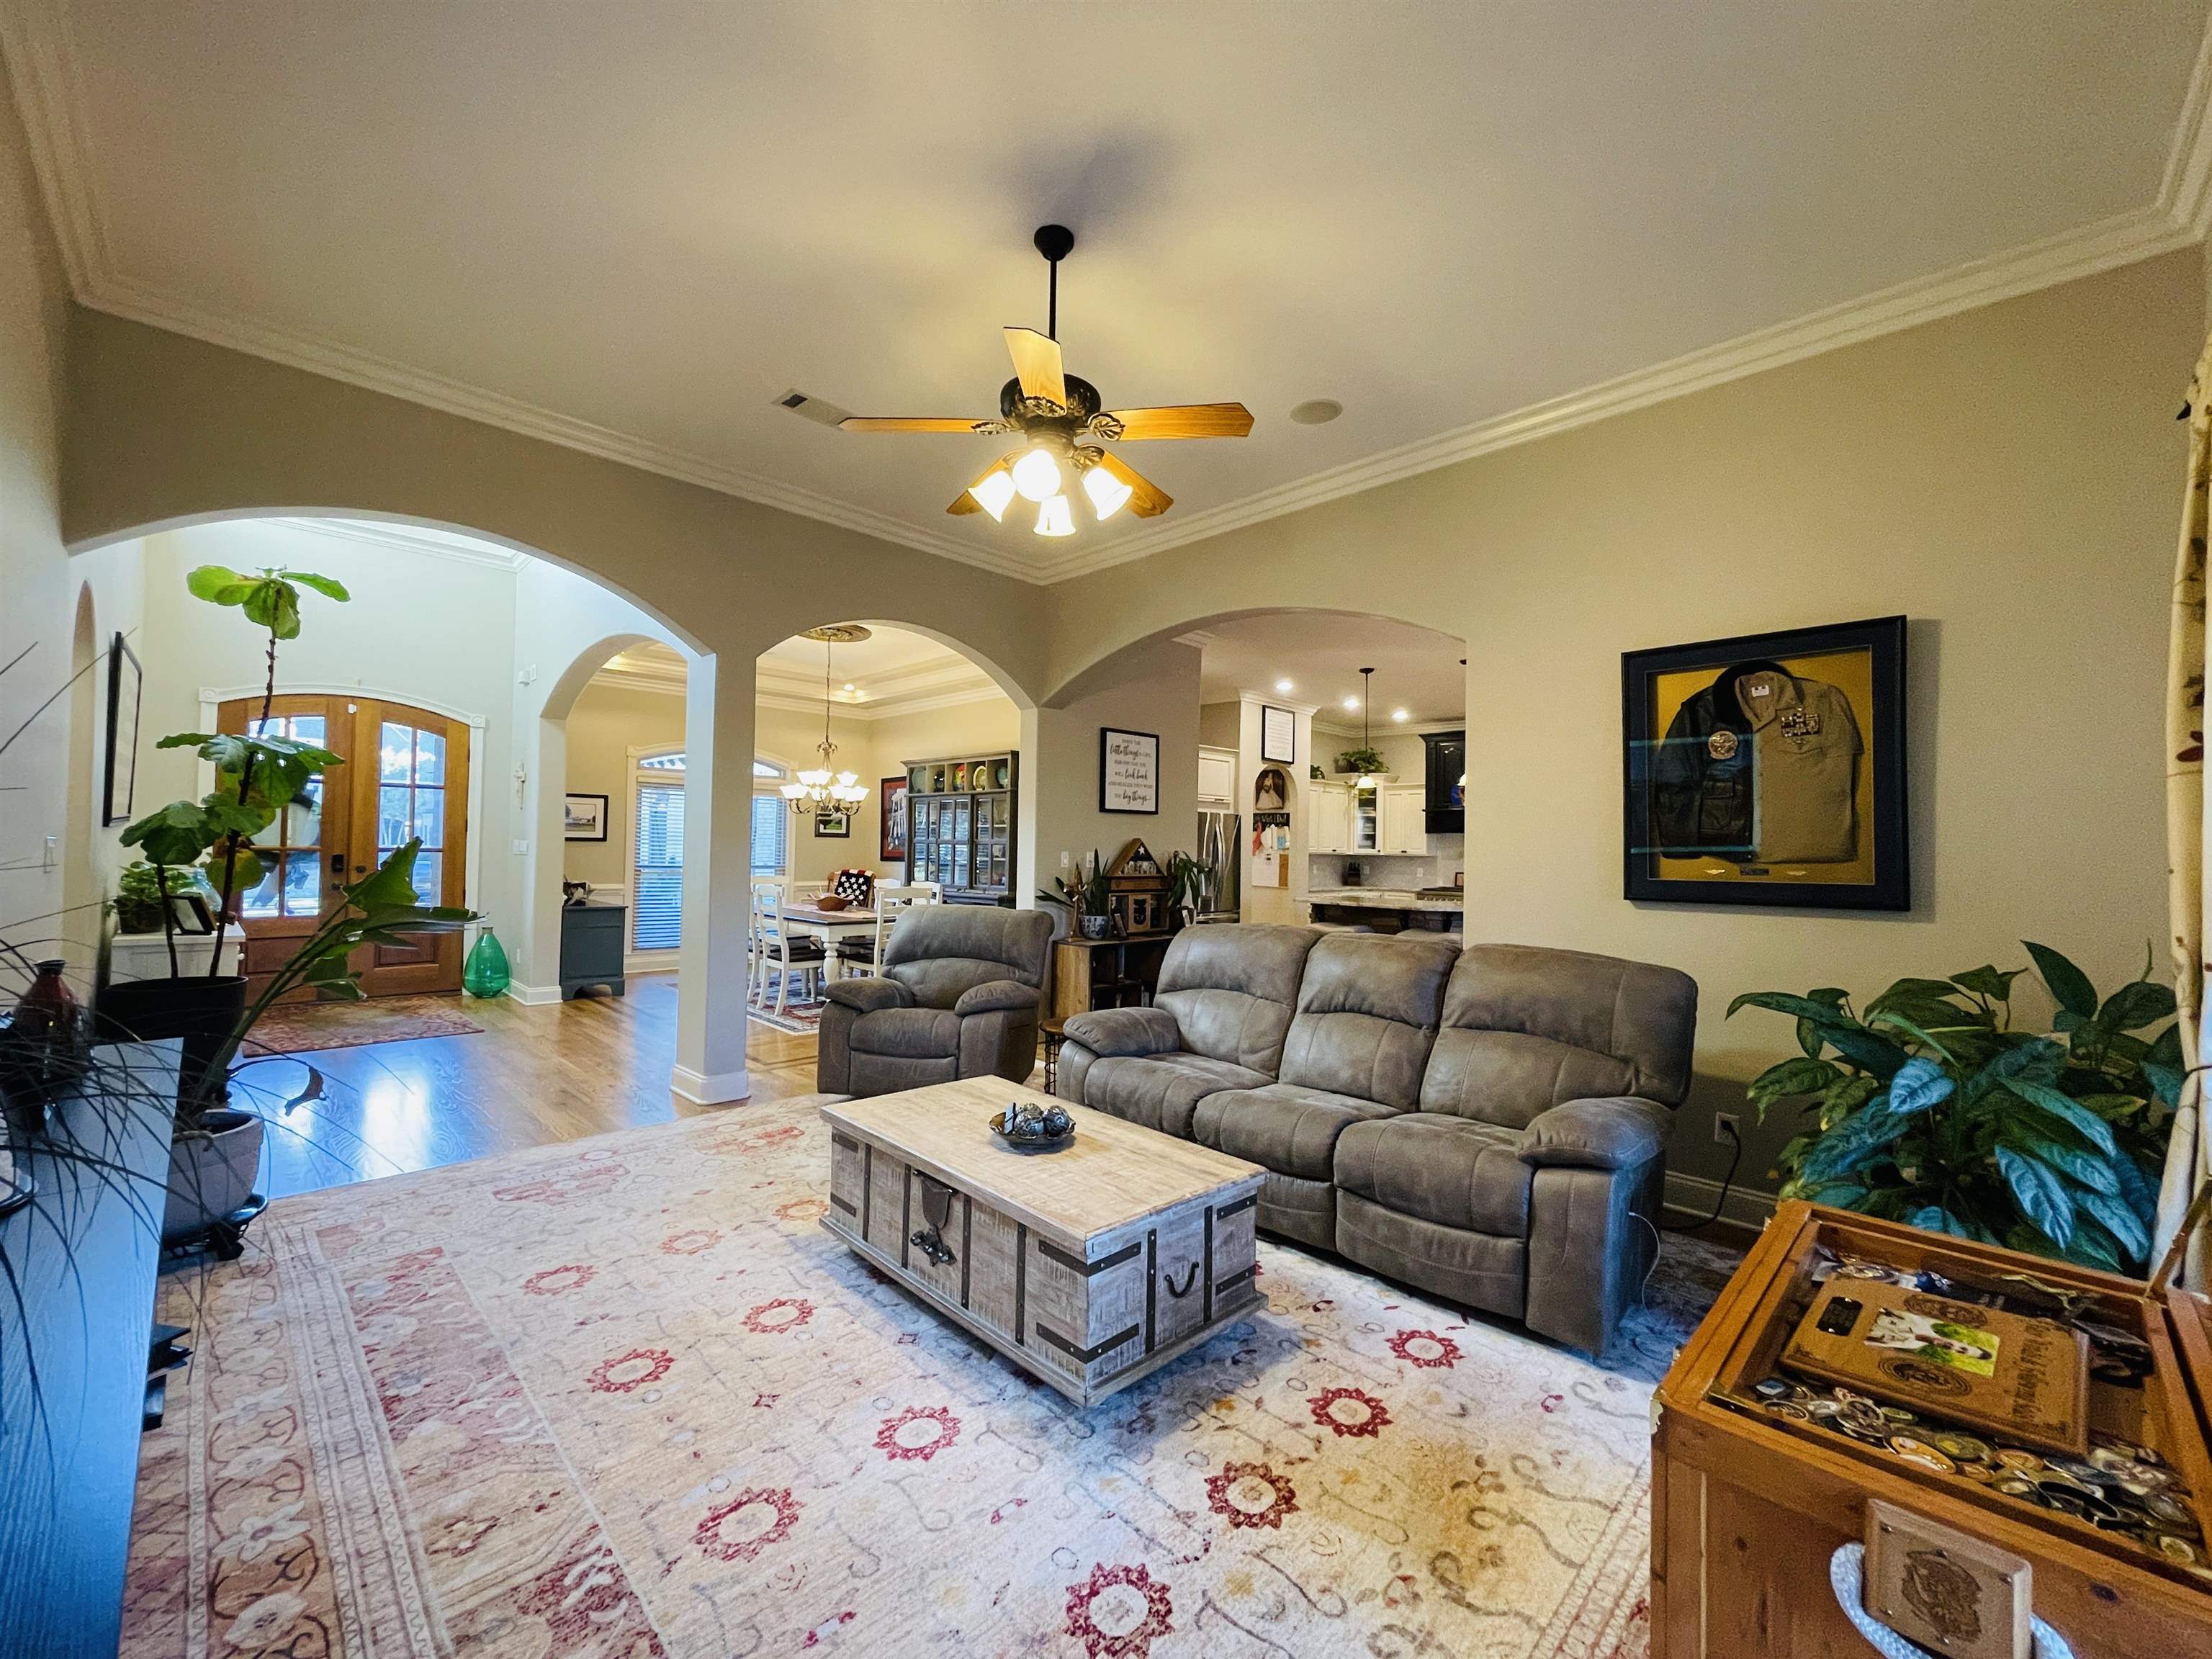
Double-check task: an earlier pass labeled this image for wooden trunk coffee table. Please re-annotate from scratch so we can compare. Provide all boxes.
[820,1079,1267,1406]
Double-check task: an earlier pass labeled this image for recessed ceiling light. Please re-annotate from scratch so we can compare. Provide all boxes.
[1392,708,1409,721]
[1341,696,1360,711]
[1274,678,1293,693]
[1290,399,1344,426]
[843,683,855,691]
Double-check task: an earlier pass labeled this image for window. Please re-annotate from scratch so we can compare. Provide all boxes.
[628,752,787,953]
[239,713,329,917]
[750,793,788,878]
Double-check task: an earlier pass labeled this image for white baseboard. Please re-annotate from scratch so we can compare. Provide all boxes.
[506,981,563,1006]
[624,950,678,976]
[1663,1169,1779,1231]
[671,1064,751,1105]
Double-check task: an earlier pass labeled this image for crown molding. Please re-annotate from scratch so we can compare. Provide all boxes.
[258,516,531,571]
[11,0,2212,591]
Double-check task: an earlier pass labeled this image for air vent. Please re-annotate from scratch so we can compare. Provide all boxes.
[774,389,853,428]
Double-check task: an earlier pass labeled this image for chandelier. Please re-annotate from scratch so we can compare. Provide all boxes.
[780,624,871,815]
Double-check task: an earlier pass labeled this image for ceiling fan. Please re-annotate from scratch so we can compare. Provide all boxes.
[837,224,1254,536]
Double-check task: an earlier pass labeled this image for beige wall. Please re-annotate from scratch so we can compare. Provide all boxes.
[1048,248,2203,1200]
[562,682,685,890]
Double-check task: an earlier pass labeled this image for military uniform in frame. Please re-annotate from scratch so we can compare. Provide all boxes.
[1650,660,1863,863]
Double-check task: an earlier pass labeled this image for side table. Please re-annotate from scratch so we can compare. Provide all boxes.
[1040,1017,1069,1094]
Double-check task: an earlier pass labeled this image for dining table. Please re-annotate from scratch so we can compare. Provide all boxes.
[776,902,879,979]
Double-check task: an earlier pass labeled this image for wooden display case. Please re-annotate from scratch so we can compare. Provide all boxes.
[1653,1202,2212,1658]
[904,751,1016,905]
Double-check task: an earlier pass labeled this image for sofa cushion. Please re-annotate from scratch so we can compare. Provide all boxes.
[1084,1053,1272,1141]
[1420,944,1698,1129]
[848,1006,963,1058]
[1336,1112,1532,1236]
[1152,924,1321,1072]
[1192,1082,1400,1182]
[1277,933,1457,1109]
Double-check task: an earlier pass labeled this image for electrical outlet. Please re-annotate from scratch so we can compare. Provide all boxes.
[1713,1111,1742,1146]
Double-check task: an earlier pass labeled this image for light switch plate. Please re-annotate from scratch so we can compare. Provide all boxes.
[1863,1499,2031,1659]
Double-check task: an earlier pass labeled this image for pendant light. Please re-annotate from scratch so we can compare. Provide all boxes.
[780,625,872,815]
[1353,666,1385,791]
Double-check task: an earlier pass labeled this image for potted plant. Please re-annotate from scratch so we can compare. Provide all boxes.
[1164,850,1206,929]
[1730,943,2182,1274]
[1040,850,1114,939]
[1335,745,1389,778]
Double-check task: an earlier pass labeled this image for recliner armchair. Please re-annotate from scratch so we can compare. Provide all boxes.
[815,907,1054,1096]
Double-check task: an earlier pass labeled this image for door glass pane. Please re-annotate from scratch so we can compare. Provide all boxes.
[413,729,446,786]
[291,715,325,747]
[286,785,322,849]
[410,858,441,906]
[412,789,444,850]
[379,722,413,782]
[282,852,321,917]
[379,785,410,845]
[240,858,281,918]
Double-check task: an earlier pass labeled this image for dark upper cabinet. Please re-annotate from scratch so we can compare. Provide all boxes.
[1422,730,1466,833]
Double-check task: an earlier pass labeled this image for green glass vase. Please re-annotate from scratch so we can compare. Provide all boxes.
[462,925,511,999]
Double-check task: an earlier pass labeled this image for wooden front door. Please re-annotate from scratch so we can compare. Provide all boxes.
[219,695,469,999]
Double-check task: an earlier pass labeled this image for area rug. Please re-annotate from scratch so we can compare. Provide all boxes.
[246,994,486,1055]
[746,997,824,1035]
[121,1095,1738,1659]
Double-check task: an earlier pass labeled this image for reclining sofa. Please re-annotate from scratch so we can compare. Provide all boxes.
[1058,925,1696,1354]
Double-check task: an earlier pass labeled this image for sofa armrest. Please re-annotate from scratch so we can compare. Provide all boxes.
[1519,1096,1671,1171]
[823,977,912,1015]
[1062,1005,1182,1058]
[953,979,1041,1017]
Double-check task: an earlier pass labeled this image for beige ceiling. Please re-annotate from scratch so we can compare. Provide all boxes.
[596,624,1003,719]
[1197,612,1467,728]
[9,1,2209,583]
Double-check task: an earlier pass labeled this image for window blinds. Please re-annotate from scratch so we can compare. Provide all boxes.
[632,781,685,950]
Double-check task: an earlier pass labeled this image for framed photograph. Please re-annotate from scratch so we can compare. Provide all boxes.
[1261,704,1296,764]
[814,811,851,839]
[168,892,215,936]
[879,775,908,862]
[1622,615,1908,910]
[563,793,609,841]
[102,632,141,825]
[1100,727,1159,814]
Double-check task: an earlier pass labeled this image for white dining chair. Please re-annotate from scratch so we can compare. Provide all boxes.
[838,881,930,974]
[749,878,824,1014]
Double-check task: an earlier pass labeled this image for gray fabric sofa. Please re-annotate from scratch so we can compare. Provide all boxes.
[1058,926,1696,1354]
[816,907,1055,1096]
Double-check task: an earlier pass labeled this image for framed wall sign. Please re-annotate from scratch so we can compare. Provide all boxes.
[1261,704,1296,764]
[102,632,141,825]
[1622,615,1908,910]
[879,775,908,861]
[563,793,609,841]
[1100,727,1159,814]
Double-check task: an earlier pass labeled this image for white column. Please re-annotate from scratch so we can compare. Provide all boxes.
[673,651,755,1105]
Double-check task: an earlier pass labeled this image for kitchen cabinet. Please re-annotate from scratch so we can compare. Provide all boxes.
[1197,745,1237,806]
[1422,730,1466,834]
[1305,781,1352,853]
[1377,784,1427,855]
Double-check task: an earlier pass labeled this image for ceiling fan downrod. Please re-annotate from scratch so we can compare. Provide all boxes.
[1034,223,1074,341]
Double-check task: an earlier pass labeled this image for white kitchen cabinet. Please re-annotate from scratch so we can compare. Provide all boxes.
[1304,781,1351,853]
[1377,784,1428,855]
[1197,745,1237,806]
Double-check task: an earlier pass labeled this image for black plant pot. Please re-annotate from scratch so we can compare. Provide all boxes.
[97,974,249,1105]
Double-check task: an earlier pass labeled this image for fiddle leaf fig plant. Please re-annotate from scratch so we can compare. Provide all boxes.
[1729,943,2180,1274]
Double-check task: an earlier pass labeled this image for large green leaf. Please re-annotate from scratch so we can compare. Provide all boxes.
[1951,965,2023,1002]
[1748,1056,1841,1104]
[185,565,246,601]
[2062,1216,2127,1274]
[2071,1184,2149,1262]
[2098,979,2176,1033]
[1961,1036,2062,1106]
[1799,1107,1907,1185]
[1822,1023,1912,1080]
[2000,1128,2116,1195]
[2024,940,2098,1024]
[1884,1056,1954,1115]
[1727,990,1863,1025]
[1866,978,1966,1014]
[1995,1145,2075,1249]
[1907,1205,1973,1239]
[280,569,351,601]
[2001,1079,2118,1156]
[346,840,429,911]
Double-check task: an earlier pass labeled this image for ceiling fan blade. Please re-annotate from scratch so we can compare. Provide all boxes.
[946,448,1025,516]
[1098,451,1173,518]
[1004,327,1067,408]
[840,416,993,433]
[1107,403,1254,440]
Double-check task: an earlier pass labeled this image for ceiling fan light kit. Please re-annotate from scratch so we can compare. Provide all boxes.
[837,225,1254,538]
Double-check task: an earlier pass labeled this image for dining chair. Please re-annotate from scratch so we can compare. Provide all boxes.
[837,881,927,974]
[749,878,824,1014]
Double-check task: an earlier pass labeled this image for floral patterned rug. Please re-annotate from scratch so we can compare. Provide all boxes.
[121,1095,1739,1659]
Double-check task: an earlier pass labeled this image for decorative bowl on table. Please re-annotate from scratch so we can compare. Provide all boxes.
[992,1100,1075,1149]
[812,894,850,911]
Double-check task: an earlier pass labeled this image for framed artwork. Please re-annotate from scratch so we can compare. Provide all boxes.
[102,632,141,825]
[814,811,852,839]
[880,775,909,861]
[1100,727,1159,814]
[1253,766,1290,814]
[1261,704,1296,764]
[563,793,609,841]
[1622,615,1908,910]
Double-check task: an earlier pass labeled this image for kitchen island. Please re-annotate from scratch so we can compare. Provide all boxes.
[1305,886,1463,932]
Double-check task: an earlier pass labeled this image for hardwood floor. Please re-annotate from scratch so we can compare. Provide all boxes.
[243,975,822,1200]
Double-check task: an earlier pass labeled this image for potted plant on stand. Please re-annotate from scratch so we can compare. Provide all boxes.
[1040,850,1114,939]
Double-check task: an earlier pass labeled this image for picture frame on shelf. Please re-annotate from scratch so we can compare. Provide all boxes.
[1261,704,1296,764]
[102,632,141,825]
[1099,727,1159,814]
[1621,614,1908,910]
[563,793,609,841]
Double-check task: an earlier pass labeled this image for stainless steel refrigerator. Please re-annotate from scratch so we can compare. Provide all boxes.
[1196,809,1241,922]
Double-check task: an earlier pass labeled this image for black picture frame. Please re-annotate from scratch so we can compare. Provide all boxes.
[1099,727,1159,814]
[102,632,141,826]
[1622,615,1908,911]
[562,793,609,841]
[1260,705,1296,764]
[879,777,908,861]
[814,811,851,839]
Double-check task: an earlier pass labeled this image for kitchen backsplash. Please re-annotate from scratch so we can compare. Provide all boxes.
[1308,842,1464,889]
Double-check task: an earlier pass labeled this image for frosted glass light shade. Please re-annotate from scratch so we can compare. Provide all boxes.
[970,468,1017,521]
[1011,447,1062,503]
[1034,495,1075,536]
[1082,464,1133,521]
